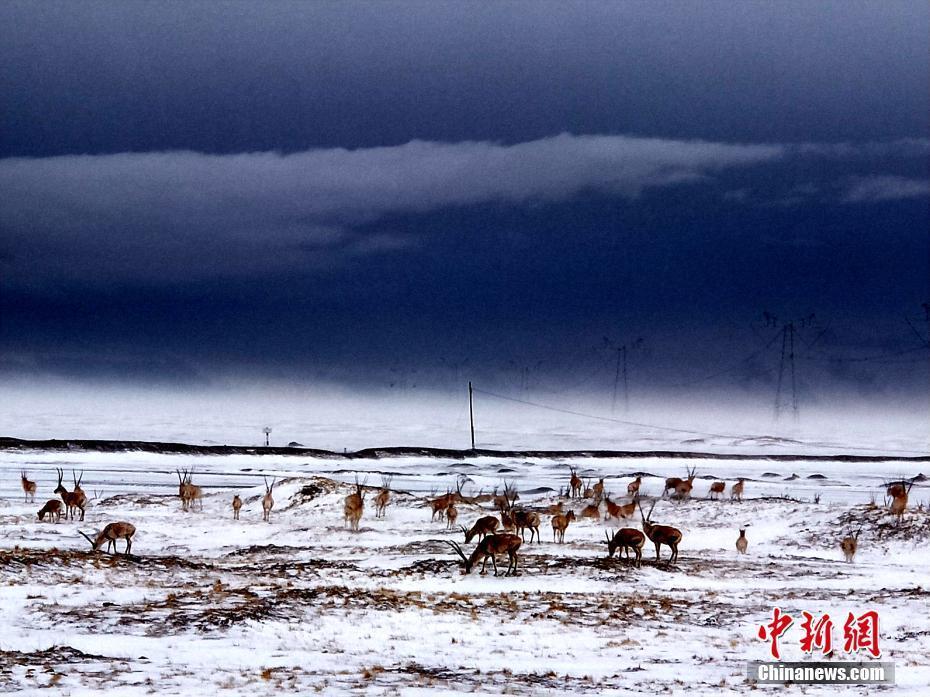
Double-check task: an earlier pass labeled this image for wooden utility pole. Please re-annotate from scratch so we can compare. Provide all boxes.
[468,381,476,450]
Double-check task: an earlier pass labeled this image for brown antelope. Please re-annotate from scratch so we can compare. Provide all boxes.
[583,479,595,499]
[374,475,392,518]
[232,495,242,520]
[20,471,37,503]
[580,502,600,520]
[592,478,605,503]
[709,481,725,500]
[344,477,365,531]
[730,478,745,502]
[494,480,520,513]
[54,469,86,521]
[512,509,541,543]
[500,509,516,532]
[569,467,582,498]
[445,501,459,529]
[176,469,203,511]
[430,492,454,521]
[37,499,62,523]
[262,476,275,522]
[462,516,500,543]
[446,533,522,576]
[79,522,136,555]
[546,500,564,516]
[604,528,645,566]
[736,529,748,554]
[889,480,913,523]
[639,501,683,565]
[662,475,683,498]
[627,476,642,497]
[604,494,636,521]
[551,510,576,543]
[886,482,906,501]
[673,467,697,500]
[840,527,860,562]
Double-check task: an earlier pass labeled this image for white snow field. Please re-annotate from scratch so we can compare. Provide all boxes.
[1,443,929,695]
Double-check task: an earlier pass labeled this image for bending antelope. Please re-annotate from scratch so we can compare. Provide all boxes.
[344,478,366,531]
[20,471,36,503]
[889,480,913,523]
[374,475,392,518]
[37,499,62,523]
[79,522,136,555]
[462,516,500,543]
[605,528,645,566]
[262,476,275,522]
[674,467,697,500]
[709,481,725,500]
[54,469,86,521]
[551,510,576,543]
[736,529,748,554]
[569,467,582,498]
[627,476,642,497]
[446,534,522,576]
[604,494,636,521]
[232,495,242,520]
[730,478,745,502]
[840,527,861,563]
[639,501,683,565]
[512,509,541,543]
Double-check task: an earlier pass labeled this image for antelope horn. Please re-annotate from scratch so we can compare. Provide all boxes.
[604,531,611,544]
[444,540,468,564]
[78,531,95,547]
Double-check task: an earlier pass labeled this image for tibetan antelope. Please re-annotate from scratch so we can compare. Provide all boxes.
[889,480,913,523]
[673,467,697,500]
[580,502,600,520]
[709,481,725,500]
[546,500,564,516]
[79,522,136,555]
[569,467,582,498]
[730,478,745,502]
[886,482,906,502]
[176,469,203,511]
[639,501,683,565]
[232,495,242,520]
[344,477,365,531]
[430,491,454,521]
[627,476,642,497]
[462,516,500,543]
[374,475,392,518]
[445,501,459,529]
[736,529,748,554]
[604,528,645,566]
[494,480,519,513]
[500,509,515,532]
[604,494,636,521]
[840,527,860,563]
[20,471,37,503]
[54,469,86,521]
[262,476,275,522]
[446,533,522,576]
[551,510,576,543]
[37,499,62,523]
[592,478,605,503]
[512,509,541,543]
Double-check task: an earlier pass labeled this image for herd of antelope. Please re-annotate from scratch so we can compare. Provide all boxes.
[13,465,922,568]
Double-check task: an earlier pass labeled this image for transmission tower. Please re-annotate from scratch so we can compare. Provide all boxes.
[773,322,799,423]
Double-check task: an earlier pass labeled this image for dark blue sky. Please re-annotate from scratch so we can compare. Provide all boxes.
[1,1,928,400]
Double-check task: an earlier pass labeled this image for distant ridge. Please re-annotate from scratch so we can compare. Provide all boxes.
[1,437,927,463]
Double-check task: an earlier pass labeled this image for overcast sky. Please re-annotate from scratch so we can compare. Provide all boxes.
[1,1,927,406]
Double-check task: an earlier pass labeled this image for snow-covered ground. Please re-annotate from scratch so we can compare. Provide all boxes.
[1,446,929,694]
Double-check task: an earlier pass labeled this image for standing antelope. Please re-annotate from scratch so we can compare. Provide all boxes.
[674,467,697,500]
[445,501,459,529]
[662,475,683,498]
[232,495,242,520]
[500,509,515,532]
[262,476,275,522]
[736,529,748,554]
[840,527,860,562]
[462,516,500,543]
[730,478,745,502]
[886,482,906,501]
[20,471,37,503]
[605,528,645,566]
[446,534,522,576]
[374,475,392,518]
[37,499,62,523]
[639,501,683,565]
[176,469,202,511]
[79,522,136,555]
[627,476,642,497]
[709,481,725,500]
[889,480,913,523]
[604,494,636,521]
[512,509,541,543]
[569,467,582,498]
[54,469,86,521]
[551,510,576,543]
[430,492,454,521]
[344,478,365,531]
[592,478,605,503]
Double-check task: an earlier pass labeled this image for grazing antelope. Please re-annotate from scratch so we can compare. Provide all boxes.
[462,516,500,543]
[604,528,645,566]
[673,467,697,500]
[344,478,366,531]
[736,529,748,554]
[604,494,636,521]
[79,522,136,555]
[709,481,725,500]
[569,467,582,498]
[889,480,913,523]
[445,501,459,529]
[446,534,522,576]
[512,509,541,543]
[627,476,642,497]
[639,501,683,565]
[54,469,86,521]
[580,502,601,520]
[551,510,576,543]
[262,476,275,522]
[232,495,242,520]
[730,478,745,502]
[20,471,37,503]
[592,478,605,503]
[374,475,392,518]
[840,527,860,563]
[37,499,62,523]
